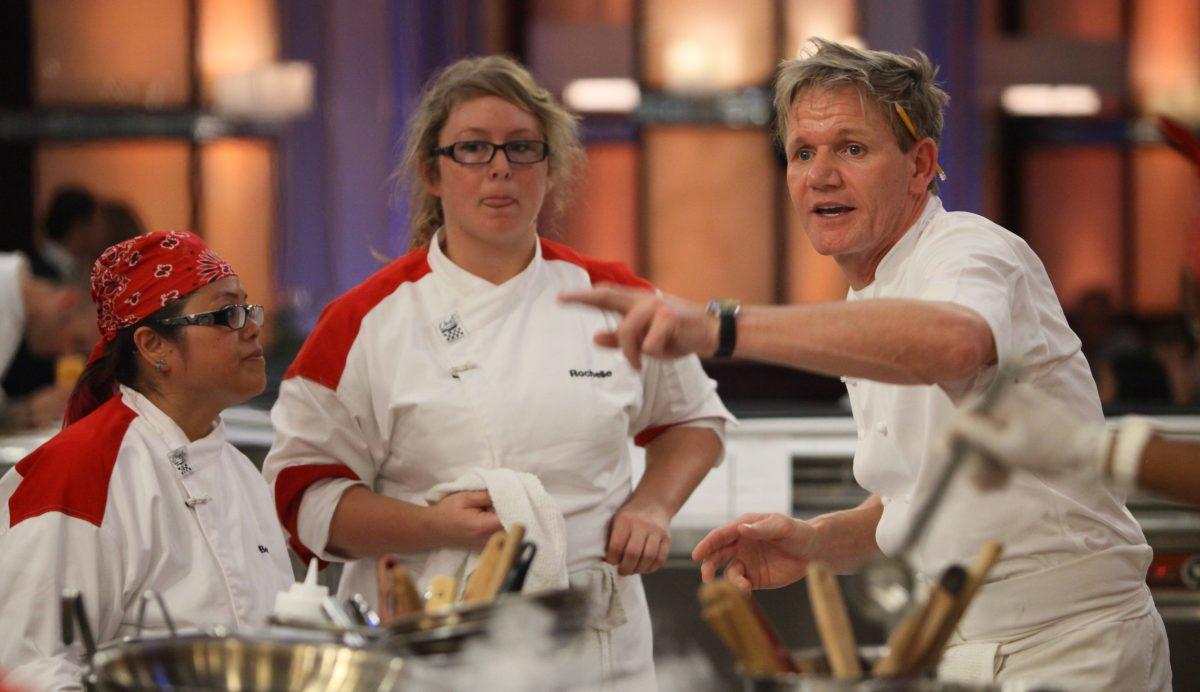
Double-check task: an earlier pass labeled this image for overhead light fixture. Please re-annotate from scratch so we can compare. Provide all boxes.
[1001,84,1102,117]
[212,61,315,122]
[562,78,641,114]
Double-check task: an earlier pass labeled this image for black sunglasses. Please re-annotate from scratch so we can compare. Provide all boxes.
[159,304,265,330]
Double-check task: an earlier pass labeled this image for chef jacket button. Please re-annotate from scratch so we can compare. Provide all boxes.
[839,376,848,383]
[875,421,888,436]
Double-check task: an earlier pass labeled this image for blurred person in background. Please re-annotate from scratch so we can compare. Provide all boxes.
[3,187,109,405]
[0,231,293,690]
[1095,347,1174,407]
[564,39,1168,689]
[1066,288,1140,367]
[1146,320,1200,406]
[2,185,121,407]
[98,199,147,246]
[263,55,731,690]
[0,253,95,431]
[30,186,106,286]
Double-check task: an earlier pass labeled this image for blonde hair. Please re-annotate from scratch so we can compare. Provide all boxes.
[396,55,585,248]
[774,38,949,192]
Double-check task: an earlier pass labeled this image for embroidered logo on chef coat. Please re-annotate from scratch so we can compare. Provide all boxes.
[168,447,193,477]
[439,313,465,343]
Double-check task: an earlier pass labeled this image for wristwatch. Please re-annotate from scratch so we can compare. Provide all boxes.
[706,299,741,358]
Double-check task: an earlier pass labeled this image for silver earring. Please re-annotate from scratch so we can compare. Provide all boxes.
[154,359,166,373]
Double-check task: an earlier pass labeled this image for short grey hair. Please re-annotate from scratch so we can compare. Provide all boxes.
[774,38,949,191]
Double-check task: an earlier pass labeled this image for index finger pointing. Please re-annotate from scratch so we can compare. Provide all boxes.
[558,284,641,315]
[692,522,745,560]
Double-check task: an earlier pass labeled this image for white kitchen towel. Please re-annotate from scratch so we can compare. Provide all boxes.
[938,640,999,683]
[422,468,569,595]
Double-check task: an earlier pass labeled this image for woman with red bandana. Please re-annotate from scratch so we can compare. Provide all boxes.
[0,231,293,691]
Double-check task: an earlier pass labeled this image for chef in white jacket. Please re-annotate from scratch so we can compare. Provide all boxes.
[0,231,294,690]
[564,40,1170,690]
[263,55,732,689]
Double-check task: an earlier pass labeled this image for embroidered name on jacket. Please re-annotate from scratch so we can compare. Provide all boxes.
[570,369,612,378]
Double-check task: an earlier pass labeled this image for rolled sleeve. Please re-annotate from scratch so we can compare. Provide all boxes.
[632,354,735,461]
[263,377,375,563]
[910,229,1022,399]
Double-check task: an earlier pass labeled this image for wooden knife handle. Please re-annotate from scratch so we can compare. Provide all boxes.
[904,564,967,675]
[377,555,423,622]
[917,541,1003,670]
[425,575,458,613]
[872,600,929,677]
[462,531,507,604]
[806,562,862,679]
[482,523,526,600]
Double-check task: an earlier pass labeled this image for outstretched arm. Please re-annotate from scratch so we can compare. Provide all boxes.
[560,287,994,386]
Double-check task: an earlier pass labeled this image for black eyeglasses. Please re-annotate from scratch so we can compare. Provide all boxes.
[431,140,550,165]
[159,304,265,330]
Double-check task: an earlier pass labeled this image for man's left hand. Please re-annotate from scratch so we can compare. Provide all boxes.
[606,497,672,575]
[559,285,716,369]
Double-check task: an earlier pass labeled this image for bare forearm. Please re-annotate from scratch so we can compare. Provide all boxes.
[633,427,723,517]
[807,495,883,574]
[326,486,437,559]
[1138,436,1200,507]
[736,300,995,385]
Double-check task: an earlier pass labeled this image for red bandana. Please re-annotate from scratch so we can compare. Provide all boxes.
[88,230,236,363]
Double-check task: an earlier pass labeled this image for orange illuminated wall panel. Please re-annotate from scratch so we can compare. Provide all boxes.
[1020,146,1122,311]
[36,141,192,234]
[1133,146,1196,313]
[197,0,280,105]
[1130,0,1200,118]
[556,142,638,269]
[33,0,190,107]
[643,127,775,304]
[1023,0,1122,40]
[200,140,276,320]
[783,0,859,59]
[642,0,775,92]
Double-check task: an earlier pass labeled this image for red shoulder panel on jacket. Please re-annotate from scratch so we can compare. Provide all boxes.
[274,463,361,565]
[540,237,654,290]
[284,248,432,390]
[9,397,137,528]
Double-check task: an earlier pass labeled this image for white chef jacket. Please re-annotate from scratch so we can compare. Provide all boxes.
[263,234,732,683]
[0,253,27,406]
[844,196,1166,682]
[0,386,294,691]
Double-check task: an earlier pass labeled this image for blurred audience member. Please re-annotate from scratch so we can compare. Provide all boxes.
[5,188,109,400]
[0,254,97,431]
[99,199,146,245]
[1068,288,1140,363]
[30,186,105,286]
[1096,348,1173,407]
[1146,320,1200,406]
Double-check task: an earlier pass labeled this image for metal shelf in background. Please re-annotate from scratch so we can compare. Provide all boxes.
[0,108,283,142]
[635,87,773,128]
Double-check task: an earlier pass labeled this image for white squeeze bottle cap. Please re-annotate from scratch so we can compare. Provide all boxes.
[274,558,329,624]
